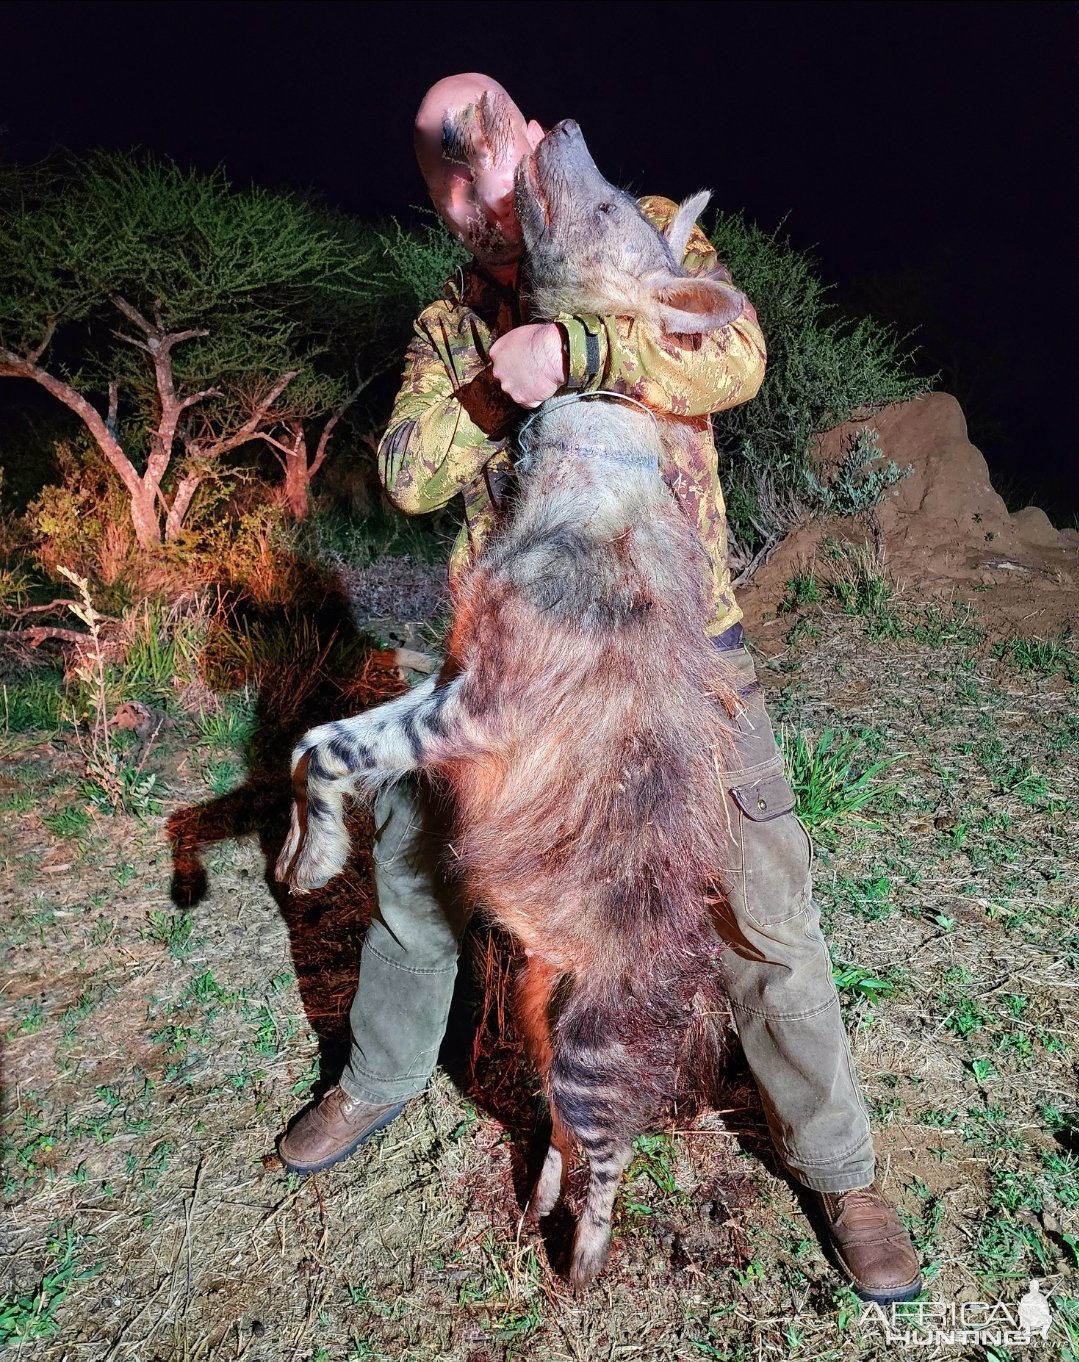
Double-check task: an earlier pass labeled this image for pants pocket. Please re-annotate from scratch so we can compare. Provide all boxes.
[727,774,813,928]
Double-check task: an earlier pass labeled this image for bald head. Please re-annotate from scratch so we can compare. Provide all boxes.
[415,73,543,266]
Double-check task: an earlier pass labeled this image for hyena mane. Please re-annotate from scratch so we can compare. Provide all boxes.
[435,433,742,981]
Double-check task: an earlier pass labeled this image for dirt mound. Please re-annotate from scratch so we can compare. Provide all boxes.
[740,393,1078,639]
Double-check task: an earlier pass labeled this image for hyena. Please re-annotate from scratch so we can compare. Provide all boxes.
[278,119,751,1283]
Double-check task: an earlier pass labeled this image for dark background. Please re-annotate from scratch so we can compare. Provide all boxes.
[3,0,1076,517]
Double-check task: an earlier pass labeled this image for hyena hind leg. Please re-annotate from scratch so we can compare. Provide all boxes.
[514,958,571,1220]
[570,1138,634,1285]
[548,1027,640,1283]
[529,1115,574,1221]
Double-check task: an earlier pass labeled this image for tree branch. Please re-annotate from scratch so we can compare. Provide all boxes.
[144,334,209,487]
[0,348,143,500]
[4,598,82,619]
[0,625,101,648]
[250,431,294,474]
[164,474,202,541]
[308,374,375,481]
[155,328,209,353]
[194,370,299,459]
[110,294,155,336]
[26,317,57,367]
[113,330,154,354]
[111,295,206,374]
[177,388,220,412]
[252,432,294,456]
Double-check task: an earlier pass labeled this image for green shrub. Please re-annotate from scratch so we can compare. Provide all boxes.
[376,217,468,312]
[709,212,929,552]
[25,439,136,603]
[804,428,911,518]
[781,725,895,844]
[779,573,822,613]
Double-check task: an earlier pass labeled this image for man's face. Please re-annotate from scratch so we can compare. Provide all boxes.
[424,89,542,266]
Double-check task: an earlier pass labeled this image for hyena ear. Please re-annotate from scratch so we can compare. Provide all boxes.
[654,275,746,335]
[664,190,712,263]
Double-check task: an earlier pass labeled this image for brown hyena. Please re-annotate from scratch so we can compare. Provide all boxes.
[277,120,752,1283]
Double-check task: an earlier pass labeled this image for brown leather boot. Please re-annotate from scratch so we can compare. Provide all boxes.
[278,1086,405,1174]
[815,1183,923,1303]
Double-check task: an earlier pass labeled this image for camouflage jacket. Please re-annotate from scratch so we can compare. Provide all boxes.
[377,195,767,636]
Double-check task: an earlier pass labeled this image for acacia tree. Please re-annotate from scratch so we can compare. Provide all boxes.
[0,154,387,545]
[267,216,468,519]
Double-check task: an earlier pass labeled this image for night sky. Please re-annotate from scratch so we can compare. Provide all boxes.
[4,0,1076,516]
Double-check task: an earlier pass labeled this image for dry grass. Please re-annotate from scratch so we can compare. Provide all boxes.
[1,587,1077,1360]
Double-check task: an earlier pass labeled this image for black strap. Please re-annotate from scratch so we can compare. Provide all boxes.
[584,329,601,383]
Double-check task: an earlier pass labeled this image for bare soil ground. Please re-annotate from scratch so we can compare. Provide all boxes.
[2,553,1077,1361]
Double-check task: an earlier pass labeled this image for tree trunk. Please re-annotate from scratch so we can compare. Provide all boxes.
[130,484,163,548]
[0,349,164,548]
[282,426,310,520]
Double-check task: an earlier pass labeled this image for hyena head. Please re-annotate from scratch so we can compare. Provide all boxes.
[515,118,744,332]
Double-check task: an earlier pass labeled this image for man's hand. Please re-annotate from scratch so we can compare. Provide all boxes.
[488,323,567,408]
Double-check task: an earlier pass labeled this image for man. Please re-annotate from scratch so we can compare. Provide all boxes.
[279,73,922,1305]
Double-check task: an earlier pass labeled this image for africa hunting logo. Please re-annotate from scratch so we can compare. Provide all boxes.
[861,1278,1053,1348]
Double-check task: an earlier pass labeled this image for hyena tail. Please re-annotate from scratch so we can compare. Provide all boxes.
[276,673,466,892]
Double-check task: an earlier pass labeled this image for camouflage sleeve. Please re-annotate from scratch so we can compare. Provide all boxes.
[378,299,518,515]
[556,195,767,418]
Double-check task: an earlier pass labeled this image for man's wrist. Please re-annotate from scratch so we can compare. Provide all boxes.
[556,322,573,388]
[539,322,569,390]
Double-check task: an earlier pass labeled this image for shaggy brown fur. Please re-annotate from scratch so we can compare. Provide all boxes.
[277,119,752,1282]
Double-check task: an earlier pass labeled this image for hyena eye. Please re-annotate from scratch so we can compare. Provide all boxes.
[596,202,614,216]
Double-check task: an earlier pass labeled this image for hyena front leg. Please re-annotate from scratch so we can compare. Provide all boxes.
[276,673,465,892]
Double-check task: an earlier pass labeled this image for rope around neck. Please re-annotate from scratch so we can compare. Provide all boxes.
[517,389,659,441]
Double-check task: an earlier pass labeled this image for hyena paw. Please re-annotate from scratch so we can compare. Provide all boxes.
[569,1223,612,1286]
[287,839,345,893]
[274,804,305,884]
[528,1146,564,1220]
[275,811,347,893]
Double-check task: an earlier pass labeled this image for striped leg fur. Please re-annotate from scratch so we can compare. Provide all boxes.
[276,674,464,892]
[548,1029,649,1285]
[530,1133,569,1220]
[542,974,706,1285]
[515,959,573,1220]
[570,1136,634,1284]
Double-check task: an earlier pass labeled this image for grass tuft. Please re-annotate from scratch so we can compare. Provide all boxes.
[994,633,1076,680]
[1,675,65,734]
[781,726,894,843]
[0,1226,96,1345]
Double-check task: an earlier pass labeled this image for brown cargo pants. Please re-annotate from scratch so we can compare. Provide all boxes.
[338,640,875,1194]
